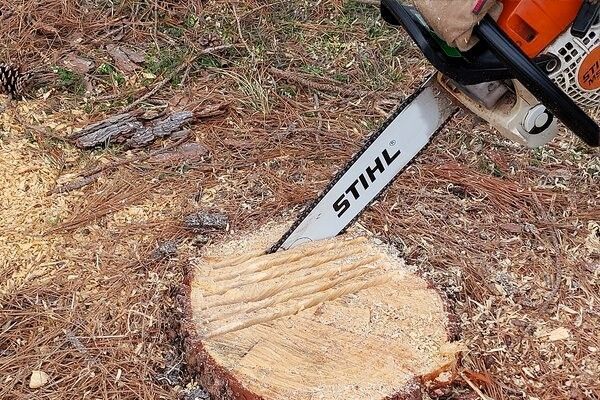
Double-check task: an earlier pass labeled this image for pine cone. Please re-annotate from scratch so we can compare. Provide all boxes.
[0,63,33,99]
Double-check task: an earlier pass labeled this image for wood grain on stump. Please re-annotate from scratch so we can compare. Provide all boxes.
[184,223,461,400]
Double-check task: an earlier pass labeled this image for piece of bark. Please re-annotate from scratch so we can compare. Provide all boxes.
[152,240,178,260]
[184,211,229,232]
[72,110,196,149]
[53,172,103,194]
[106,44,142,73]
[183,223,462,400]
[62,53,94,74]
[74,115,143,148]
[70,112,138,140]
[125,111,194,148]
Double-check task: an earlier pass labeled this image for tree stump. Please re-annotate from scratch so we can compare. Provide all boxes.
[183,222,461,400]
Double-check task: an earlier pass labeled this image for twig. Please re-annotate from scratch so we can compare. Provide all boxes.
[122,63,189,113]
[122,45,235,113]
[54,172,104,194]
[200,44,236,54]
[53,136,189,194]
[354,0,380,5]
[268,67,370,97]
[460,372,494,400]
[179,63,193,88]
[232,5,253,62]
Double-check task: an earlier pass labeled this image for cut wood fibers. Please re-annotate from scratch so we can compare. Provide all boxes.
[185,222,461,400]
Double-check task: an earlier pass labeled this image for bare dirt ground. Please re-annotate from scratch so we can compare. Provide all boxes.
[0,1,598,399]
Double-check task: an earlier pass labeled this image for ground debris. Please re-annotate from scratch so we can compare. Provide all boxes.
[71,112,141,145]
[126,111,194,148]
[148,142,208,164]
[73,110,194,149]
[53,136,205,194]
[181,385,210,400]
[106,43,144,73]
[2,1,598,399]
[191,234,211,248]
[29,370,49,389]
[155,350,184,386]
[183,211,228,232]
[61,53,94,74]
[152,240,178,260]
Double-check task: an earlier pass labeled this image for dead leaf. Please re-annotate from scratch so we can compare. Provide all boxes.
[33,20,58,36]
[500,223,522,234]
[168,93,190,108]
[106,44,142,73]
[121,47,145,64]
[62,53,94,75]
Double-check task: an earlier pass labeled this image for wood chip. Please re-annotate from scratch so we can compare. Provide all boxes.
[547,327,570,342]
[29,370,49,389]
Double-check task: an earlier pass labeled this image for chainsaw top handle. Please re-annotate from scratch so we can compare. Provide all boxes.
[381,0,599,147]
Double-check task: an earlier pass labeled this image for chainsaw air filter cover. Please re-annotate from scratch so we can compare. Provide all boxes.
[544,19,600,108]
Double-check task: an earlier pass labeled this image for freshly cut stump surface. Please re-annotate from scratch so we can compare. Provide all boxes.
[184,222,460,400]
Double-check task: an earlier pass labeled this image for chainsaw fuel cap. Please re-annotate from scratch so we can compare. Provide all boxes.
[523,104,554,135]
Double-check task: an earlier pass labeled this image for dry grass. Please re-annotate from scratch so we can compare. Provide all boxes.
[0,0,598,399]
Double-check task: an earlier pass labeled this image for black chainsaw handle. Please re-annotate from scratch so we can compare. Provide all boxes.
[475,16,599,147]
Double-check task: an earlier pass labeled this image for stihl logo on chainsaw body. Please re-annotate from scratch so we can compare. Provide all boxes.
[333,146,401,218]
[579,47,600,91]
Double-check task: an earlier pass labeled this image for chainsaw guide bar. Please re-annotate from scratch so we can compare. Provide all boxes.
[270,75,458,253]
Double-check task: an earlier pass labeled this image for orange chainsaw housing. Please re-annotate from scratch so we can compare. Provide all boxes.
[497,0,583,57]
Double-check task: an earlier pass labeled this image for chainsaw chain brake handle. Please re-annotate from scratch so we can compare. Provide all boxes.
[381,0,599,147]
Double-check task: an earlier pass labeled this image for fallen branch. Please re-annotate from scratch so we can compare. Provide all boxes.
[72,109,203,149]
[268,67,370,97]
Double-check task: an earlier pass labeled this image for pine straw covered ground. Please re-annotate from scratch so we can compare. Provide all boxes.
[0,1,598,399]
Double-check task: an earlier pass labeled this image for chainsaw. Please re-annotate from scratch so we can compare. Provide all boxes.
[270,0,600,253]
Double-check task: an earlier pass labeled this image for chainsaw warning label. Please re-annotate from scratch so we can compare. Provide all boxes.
[578,47,600,91]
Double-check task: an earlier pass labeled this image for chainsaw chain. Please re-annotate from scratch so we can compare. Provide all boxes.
[269,73,457,253]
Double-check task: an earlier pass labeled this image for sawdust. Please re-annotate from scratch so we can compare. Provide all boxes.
[0,103,80,301]
[0,100,189,399]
